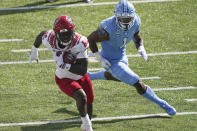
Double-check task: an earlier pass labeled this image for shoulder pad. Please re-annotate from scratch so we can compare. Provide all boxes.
[42,30,57,50]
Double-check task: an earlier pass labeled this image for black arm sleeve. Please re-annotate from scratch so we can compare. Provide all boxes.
[34,31,47,48]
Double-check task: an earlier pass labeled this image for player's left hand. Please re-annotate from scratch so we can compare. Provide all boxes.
[138,46,148,61]
[29,45,39,64]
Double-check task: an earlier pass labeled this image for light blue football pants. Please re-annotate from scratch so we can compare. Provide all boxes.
[88,60,139,85]
[88,60,165,108]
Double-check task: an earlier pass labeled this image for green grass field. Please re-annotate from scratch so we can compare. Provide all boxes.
[0,0,197,131]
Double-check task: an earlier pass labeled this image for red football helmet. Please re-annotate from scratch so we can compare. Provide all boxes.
[53,15,75,48]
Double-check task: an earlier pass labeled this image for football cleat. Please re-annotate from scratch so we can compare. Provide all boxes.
[81,124,93,131]
[160,101,176,115]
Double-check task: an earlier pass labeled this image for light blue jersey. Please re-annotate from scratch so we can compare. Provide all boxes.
[90,14,141,85]
[100,14,141,64]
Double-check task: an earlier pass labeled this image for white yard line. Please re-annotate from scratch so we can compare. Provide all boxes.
[11,49,197,56]
[92,112,197,121]
[84,50,197,62]
[88,69,160,80]
[0,111,196,127]
[11,48,48,52]
[153,86,197,91]
[91,68,160,79]
[127,51,197,57]
[3,50,197,65]
[0,39,23,42]
[141,76,160,80]
[0,60,55,65]
[0,0,182,11]
[88,68,104,71]
[185,99,197,102]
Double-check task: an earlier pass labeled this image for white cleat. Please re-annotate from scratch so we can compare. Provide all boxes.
[161,101,176,115]
[81,124,93,131]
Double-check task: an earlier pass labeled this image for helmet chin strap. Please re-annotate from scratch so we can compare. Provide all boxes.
[57,40,72,49]
[61,40,71,46]
[120,23,129,30]
[116,19,129,30]
[56,33,73,49]
[116,16,135,30]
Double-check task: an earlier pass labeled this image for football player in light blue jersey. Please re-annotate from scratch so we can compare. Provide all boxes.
[88,0,176,115]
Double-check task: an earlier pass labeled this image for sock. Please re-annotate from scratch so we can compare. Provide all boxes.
[81,114,91,125]
[88,70,106,80]
[142,85,164,107]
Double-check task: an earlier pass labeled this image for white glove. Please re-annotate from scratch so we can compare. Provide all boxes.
[29,45,39,64]
[94,52,111,69]
[138,45,148,61]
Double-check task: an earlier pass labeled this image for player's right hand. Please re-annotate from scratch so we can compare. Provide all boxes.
[94,52,111,69]
[29,45,39,64]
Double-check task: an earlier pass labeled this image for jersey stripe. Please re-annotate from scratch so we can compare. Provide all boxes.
[67,33,81,49]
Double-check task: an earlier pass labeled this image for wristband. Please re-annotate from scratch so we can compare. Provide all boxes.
[32,45,38,51]
[138,45,145,53]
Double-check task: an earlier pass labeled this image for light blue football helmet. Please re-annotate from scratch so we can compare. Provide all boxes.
[114,0,136,30]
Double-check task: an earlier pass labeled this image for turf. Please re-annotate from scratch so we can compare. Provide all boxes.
[0,0,196,131]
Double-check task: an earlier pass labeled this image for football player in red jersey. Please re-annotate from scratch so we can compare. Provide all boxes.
[29,15,93,131]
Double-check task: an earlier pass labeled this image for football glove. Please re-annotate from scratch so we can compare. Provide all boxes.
[94,52,111,69]
[138,45,148,61]
[29,45,39,64]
